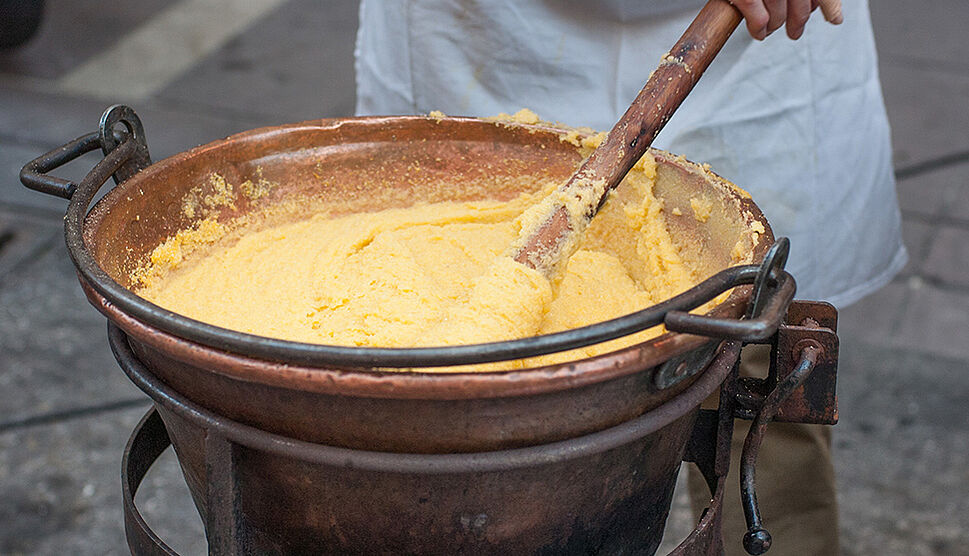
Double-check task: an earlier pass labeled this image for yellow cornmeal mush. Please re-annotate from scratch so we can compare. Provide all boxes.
[135,115,739,371]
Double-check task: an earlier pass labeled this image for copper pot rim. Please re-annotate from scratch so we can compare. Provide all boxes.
[79,116,771,400]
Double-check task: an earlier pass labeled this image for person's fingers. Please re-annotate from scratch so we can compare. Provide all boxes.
[732,0,770,40]
[733,0,840,42]
[817,0,843,24]
[764,0,787,36]
[786,0,813,39]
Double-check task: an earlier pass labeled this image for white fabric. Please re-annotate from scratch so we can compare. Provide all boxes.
[354,0,905,308]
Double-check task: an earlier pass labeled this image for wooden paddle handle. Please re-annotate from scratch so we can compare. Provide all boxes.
[513,0,743,274]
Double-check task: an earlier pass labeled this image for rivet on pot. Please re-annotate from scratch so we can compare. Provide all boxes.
[654,341,720,389]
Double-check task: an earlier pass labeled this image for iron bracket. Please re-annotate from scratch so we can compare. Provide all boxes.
[731,300,839,425]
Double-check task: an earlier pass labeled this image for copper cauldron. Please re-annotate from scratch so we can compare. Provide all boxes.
[21,105,837,554]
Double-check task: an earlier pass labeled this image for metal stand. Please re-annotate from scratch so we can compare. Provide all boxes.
[122,406,732,556]
[118,329,742,556]
[113,300,836,556]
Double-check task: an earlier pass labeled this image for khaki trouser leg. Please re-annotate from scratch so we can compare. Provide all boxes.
[686,345,840,556]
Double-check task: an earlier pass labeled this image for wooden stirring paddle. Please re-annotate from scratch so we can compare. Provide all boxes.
[511,0,743,276]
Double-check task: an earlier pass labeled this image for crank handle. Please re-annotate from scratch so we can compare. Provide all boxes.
[738,343,822,555]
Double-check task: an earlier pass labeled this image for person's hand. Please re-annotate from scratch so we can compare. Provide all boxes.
[731,0,843,40]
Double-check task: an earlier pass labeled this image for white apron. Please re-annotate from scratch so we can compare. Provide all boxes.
[354,0,905,307]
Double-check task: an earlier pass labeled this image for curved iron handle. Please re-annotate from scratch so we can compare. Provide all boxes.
[20,131,102,199]
[665,238,795,341]
[20,104,151,199]
[738,343,822,555]
[665,273,795,341]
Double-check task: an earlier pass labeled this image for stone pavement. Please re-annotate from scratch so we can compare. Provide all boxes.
[0,1,966,554]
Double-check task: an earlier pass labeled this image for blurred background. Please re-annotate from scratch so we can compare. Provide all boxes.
[0,1,966,554]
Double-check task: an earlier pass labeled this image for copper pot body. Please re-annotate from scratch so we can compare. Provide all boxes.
[112,325,739,554]
[159,404,696,554]
[81,116,769,452]
[76,117,769,552]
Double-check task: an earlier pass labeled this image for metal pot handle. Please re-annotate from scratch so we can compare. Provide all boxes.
[20,104,151,199]
[665,238,794,342]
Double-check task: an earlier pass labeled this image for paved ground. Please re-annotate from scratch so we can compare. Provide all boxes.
[0,1,966,555]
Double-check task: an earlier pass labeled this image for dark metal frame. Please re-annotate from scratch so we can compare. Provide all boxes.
[115,327,742,555]
[113,312,836,556]
[122,412,733,556]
